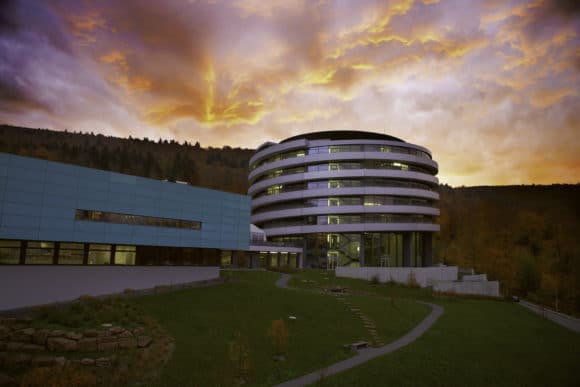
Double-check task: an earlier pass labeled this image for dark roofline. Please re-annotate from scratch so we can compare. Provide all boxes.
[280,130,405,143]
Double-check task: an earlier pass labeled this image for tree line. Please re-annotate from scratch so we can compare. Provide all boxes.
[1,124,579,314]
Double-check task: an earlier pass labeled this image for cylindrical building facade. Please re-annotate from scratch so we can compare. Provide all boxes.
[248,131,439,268]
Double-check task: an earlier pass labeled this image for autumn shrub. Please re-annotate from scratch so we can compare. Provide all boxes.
[268,319,288,356]
[406,271,419,288]
[20,366,96,387]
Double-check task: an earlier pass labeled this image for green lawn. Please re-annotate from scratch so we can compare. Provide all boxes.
[288,269,433,299]
[316,298,580,387]
[130,271,430,386]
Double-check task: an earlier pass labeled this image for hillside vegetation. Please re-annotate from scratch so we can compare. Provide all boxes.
[1,125,579,314]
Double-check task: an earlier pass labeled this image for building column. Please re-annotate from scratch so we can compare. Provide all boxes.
[423,233,433,267]
[403,233,411,267]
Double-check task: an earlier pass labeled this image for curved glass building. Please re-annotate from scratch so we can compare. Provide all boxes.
[248,131,439,268]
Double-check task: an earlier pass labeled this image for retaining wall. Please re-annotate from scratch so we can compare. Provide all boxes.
[335,266,459,287]
[432,280,500,297]
[0,266,219,311]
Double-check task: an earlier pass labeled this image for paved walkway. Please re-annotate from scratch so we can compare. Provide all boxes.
[273,273,444,387]
[519,299,580,333]
[275,273,293,289]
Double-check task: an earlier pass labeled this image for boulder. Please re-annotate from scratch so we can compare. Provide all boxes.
[0,326,10,340]
[83,329,99,338]
[119,330,133,338]
[5,353,31,366]
[49,330,65,337]
[96,357,111,367]
[21,344,44,352]
[32,329,49,345]
[31,356,54,367]
[118,338,135,349]
[98,341,118,352]
[78,338,97,351]
[47,337,78,352]
[81,358,95,366]
[98,335,118,344]
[137,336,152,348]
[109,326,124,335]
[53,356,66,367]
[65,332,83,341]
[20,328,35,336]
[5,342,23,352]
[133,327,145,336]
[0,372,16,387]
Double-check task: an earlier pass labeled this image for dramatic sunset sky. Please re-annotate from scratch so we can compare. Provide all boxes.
[0,0,578,186]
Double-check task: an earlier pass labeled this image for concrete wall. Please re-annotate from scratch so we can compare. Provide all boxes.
[432,280,500,297]
[336,266,458,287]
[462,274,488,282]
[0,266,219,310]
[0,152,250,250]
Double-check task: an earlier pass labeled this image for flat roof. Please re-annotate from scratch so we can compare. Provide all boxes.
[280,130,405,143]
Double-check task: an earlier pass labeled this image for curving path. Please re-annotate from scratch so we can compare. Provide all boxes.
[273,272,444,387]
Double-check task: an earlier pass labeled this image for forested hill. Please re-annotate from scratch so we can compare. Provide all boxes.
[437,184,580,314]
[0,125,253,194]
[1,124,579,313]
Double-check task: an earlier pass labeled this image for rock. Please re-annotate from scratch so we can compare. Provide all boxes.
[9,333,31,344]
[31,356,54,366]
[5,342,23,351]
[0,319,16,327]
[133,327,145,336]
[20,328,35,336]
[6,353,31,366]
[118,338,135,349]
[137,336,152,348]
[98,335,118,344]
[78,338,97,351]
[0,373,16,387]
[81,358,95,366]
[47,337,77,352]
[96,357,111,367]
[65,332,83,341]
[32,329,49,345]
[53,356,66,367]
[21,344,44,352]
[0,326,10,340]
[119,330,133,338]
[67,359,81,367]
[83,329,99,338]
[109,326,124,335]
[98,341,118,352]
[49,330,65,337]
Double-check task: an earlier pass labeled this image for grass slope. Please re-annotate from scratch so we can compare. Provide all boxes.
[317,298,580,387]
[130,271,428,386]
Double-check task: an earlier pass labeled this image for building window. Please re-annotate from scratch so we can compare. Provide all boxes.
[88,244,111,265]
[59,243,84,264]
[0,240,20,264]
[25,242,55,264]
[115,245,136,265]
[75,209,201,230]
[221,250,232,267]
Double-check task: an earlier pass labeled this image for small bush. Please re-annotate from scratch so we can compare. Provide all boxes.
[268,319,288,356]
[406,271,419,288]
[370,274,380,285]
[20,366,96,387]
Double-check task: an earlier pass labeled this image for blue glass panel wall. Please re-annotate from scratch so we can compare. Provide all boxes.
[0,153,250,250]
